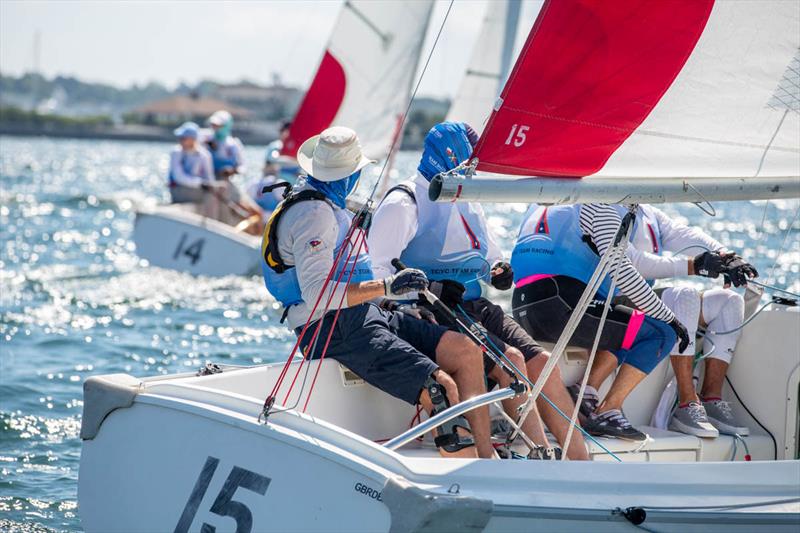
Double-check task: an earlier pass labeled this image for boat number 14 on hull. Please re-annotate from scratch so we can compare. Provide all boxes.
[174,456,271,533]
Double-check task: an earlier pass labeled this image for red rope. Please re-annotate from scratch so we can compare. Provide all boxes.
[302,229,366,412]
[263,218,361,411]
[282,227,361,404]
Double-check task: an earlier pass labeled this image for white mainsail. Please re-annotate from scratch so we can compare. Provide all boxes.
[445,0,523,134]
[281,0,434,160]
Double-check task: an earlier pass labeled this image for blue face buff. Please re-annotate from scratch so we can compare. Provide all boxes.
[417,121,478,182]
[214,121,232,142]
[307,170,362,209]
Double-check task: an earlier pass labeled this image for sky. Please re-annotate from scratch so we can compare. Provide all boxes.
[0,0,542,99]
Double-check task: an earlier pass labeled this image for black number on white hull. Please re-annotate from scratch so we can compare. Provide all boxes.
[173,232,205,265]
[175,456,271,533]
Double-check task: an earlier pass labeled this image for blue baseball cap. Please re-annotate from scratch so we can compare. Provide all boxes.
[173,121,200,139]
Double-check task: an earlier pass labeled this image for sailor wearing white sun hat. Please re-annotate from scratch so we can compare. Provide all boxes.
[260,126,496,459]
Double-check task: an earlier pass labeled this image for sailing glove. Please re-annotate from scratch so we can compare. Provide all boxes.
[668,317,691,353]
[722,256,758,287]
[692,251,730,279]
[429,279,466,308]
[490,261,514,290]
[384,268,428,299]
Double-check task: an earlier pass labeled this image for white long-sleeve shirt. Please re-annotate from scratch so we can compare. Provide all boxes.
[368,173,504,279]
[626,205,726,280]
[168,146,214,188]
[579,203,675,322]
[277,184,357,329]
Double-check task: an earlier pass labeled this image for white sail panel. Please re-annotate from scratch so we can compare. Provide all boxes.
[445,0,522,134]
[283,1,433,160]
[599,1,800,178]
[329,1,433,159]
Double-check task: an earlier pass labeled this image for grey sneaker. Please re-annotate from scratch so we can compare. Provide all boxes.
[584,409,647,441]
[669,402,719,438]
[567,384,599,423]
[703,399,750,436]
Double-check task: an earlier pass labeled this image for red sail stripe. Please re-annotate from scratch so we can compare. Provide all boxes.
[474,0,714,177]
[281,51,347,158]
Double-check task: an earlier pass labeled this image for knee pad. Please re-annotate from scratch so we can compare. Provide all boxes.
[702,289,744,363]
[661,287,701,356]
[424,375,475,453]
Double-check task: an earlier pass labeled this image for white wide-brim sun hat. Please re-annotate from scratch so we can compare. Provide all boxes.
[297,126,375,182]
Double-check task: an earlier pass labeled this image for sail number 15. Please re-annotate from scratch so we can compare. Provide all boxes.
[505,124,529,147]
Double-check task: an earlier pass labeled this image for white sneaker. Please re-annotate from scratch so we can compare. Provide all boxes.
[703,399,750,436]
[669,402,719,438]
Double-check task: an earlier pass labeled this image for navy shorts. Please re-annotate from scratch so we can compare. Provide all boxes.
[297,303,447,405]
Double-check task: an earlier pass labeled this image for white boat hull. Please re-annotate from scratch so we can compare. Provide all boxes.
[133,205,261,277]
[78,305,800,532]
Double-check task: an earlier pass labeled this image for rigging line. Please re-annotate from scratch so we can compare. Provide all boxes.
[562,230,629,461]
[767,202,800,286]
[265,213,363,410]
[302,230,368,412]
[282,225,365,404]
[365,0,456,202]
[455,305,623,462]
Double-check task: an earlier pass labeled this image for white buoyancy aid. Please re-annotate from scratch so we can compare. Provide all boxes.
[390,178,494,301]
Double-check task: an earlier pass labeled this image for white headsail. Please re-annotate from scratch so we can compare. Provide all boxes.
[445,0,522,134]
[432,0,800,204]
[281,0,434,161]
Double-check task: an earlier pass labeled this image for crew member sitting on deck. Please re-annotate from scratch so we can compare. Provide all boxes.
[369,122,589,460]
[511,203,681,441]
[167,121,216,205]
[205,110,245,178]
[619,204,756,437]
[261,126,497,459]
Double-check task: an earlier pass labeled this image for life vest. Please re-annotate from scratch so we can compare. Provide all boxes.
[168,150,205,187]
[207,138,239,175]
[626,205,664,257]
[511,204,616,297]
[386,179,492,301]
[261,189,373,309]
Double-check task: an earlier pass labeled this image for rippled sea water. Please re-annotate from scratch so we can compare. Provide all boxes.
[1,136,798,531]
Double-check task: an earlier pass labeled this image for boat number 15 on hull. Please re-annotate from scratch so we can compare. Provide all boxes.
[175,456,271,533]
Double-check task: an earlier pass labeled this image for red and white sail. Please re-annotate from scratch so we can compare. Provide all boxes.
[474,0,800,179]
[445,0,523,135]
[281,0,434,160]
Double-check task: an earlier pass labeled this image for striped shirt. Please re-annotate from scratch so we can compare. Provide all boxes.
[579,203,675,322]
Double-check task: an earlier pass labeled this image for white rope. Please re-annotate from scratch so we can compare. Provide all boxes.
[561,215,632,459]
[511,212,631,437]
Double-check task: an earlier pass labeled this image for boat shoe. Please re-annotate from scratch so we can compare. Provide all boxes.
[567,384,599,424]
[669,401,719,438]
[703,399,750,436]
[584,409,647,441]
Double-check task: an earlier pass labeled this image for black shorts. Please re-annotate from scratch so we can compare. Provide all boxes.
[460,297,546,370]
[423,297,545,371]
[298,303,446,405]
[511,276,637,350]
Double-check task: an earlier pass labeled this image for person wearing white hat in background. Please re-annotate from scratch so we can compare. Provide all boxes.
[167,121,218,205]
[205,110,245,178]
[261,126,496,459]
[200,110,263,230]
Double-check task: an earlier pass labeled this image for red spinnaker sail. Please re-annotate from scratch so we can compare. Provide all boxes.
[474,0,714,177]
